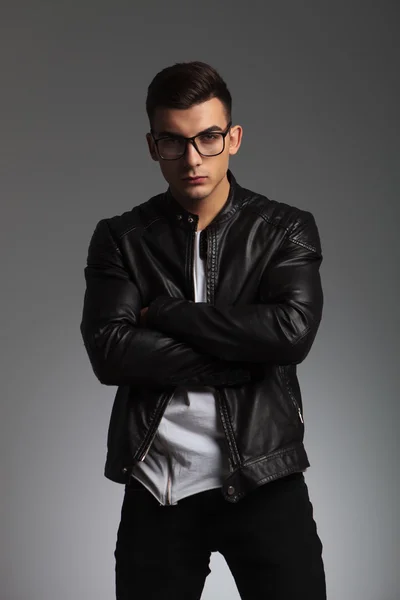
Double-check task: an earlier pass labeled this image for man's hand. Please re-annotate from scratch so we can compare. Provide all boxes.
[140,307,149,328]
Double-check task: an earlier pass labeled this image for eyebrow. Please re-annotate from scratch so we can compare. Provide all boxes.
[154,124,224,138]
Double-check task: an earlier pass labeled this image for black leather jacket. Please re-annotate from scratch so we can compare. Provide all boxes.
[80,169,323,503]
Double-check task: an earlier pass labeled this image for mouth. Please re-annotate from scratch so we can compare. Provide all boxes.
[183,176,207,184]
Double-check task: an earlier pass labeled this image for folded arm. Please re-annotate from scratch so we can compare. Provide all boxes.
[80,219,253,388]
[146,212,324,364]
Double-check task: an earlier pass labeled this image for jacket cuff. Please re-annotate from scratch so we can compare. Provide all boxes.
[146,296,176,328]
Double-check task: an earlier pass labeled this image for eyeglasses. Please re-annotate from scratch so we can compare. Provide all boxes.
[150,121,232,160]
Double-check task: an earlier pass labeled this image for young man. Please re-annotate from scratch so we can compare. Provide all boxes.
[80,61,327,599]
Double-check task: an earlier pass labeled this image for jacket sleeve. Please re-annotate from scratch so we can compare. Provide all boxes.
[146,211,324,365]
[80,218,254,387]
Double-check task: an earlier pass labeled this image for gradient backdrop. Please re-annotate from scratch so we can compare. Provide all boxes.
[1,2,398,599]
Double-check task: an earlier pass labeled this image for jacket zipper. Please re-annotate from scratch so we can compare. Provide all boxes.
[166,461,172,505]
[137,391,174,462]
[215,388,241,469]
[279,366,304,424]
[159,441,174,506]
[159,224,198,507]
[294,402,304,424]
[206,226,240,471]
[137,393,175,507]
[145,224,197,505]
[138,222,196,467]
[189,225,196,299]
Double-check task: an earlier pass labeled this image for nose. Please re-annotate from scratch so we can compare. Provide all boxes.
[182,140,203,167]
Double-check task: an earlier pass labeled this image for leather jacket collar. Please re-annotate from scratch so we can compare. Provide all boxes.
[157,169,244,227]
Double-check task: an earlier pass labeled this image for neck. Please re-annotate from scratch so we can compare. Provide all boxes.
[171,174,230,231]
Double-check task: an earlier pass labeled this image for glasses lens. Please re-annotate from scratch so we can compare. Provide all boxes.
[195,133,224,156]
[158,138,186,160]
[158,133,224,159]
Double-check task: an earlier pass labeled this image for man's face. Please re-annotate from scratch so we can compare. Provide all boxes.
[146,97,242,202]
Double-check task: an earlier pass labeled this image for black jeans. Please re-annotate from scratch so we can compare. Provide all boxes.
[115,472,327,599]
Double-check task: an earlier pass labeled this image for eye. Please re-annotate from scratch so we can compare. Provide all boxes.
[199,133,219,142]
[160,137,181,145]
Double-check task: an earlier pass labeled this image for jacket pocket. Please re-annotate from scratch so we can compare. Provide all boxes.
[278,366,304,425]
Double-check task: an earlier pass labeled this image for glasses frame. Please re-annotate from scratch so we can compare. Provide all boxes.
[150,120,233,160]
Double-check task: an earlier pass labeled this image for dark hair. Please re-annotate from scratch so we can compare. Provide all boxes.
[146,61,232,130]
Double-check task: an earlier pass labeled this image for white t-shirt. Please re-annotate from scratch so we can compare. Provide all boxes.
[131,231,230,505]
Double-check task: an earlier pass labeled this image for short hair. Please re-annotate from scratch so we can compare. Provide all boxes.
[146,61,232,130]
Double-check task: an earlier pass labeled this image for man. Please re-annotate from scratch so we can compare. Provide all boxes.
[80,60,327,599]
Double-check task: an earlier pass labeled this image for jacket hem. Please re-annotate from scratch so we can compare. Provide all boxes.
[103,442,310,493]
[221,442,310,503]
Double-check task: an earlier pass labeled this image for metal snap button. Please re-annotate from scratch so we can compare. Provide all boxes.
[177,214,183,220]
[122,467,128,474]
[188,216,194,223]
[227,485,235,496]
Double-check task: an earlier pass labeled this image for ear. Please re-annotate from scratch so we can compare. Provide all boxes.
[146,133,159,162]
[228,125,243,156]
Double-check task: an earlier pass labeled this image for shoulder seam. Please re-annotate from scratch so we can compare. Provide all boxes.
[242,202,290,234]
[241,201,318,253]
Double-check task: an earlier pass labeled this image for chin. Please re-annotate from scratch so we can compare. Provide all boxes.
[184,187,211,199]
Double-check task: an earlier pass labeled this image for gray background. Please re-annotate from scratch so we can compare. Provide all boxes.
[1,1,398,599]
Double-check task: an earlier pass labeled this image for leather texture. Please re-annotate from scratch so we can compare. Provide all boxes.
[80,169,324,503]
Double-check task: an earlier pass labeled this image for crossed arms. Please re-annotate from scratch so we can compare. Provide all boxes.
[80,215,323,388]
